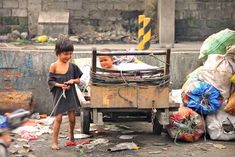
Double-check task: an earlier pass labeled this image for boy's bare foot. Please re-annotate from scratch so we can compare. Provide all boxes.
[51,144,60,150]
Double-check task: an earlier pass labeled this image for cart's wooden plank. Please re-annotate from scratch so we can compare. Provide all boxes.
[90,85,137,108]
[90,85,169,109]
[138,86,169,108]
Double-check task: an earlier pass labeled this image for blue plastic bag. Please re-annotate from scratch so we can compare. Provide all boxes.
[182,80,222,115]
[0,115,8,129]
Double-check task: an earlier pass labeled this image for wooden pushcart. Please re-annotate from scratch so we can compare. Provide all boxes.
[76,48,179,134]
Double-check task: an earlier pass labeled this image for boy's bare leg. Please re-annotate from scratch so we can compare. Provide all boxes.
[68,111,75,142]
[52,113,62,150]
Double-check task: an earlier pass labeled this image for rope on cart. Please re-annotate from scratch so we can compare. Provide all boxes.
[90,70,170,86]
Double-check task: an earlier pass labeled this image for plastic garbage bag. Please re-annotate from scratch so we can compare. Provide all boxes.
[199,28,235,60]
[198,54,235,99]
[206,109,235,140]
[166,107,205,142]
[182,80,222,115]
[224,91,235,116]
[0,115,8,133]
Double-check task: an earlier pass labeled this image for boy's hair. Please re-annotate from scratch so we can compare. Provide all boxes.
[100,48,113,60]
[55,37,74,56]
[100,48,111,52]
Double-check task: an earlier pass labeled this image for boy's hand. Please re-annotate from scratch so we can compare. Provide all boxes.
[64,79,74,85]
[61,84,70,90]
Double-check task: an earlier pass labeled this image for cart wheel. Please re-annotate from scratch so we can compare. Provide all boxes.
[80,109,90,134]
[153,118,163,135]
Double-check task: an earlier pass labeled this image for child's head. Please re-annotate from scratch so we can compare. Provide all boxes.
[99,49,113,69]
[55,36,74,62]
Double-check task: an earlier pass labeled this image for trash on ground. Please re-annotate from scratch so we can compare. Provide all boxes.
[213,144,226,149]
[74,133,91,139]
[59,134,67,138]
[30,113,40,120]
[76,139,90,146]
[36,35,48,43]
[90,138,109,146]
[20,131,38,140]
[18,144,32,154]
[39,114,48,119]
[149,151,162,154]
[152,142,168,146]
[65,141,77,147]
[103,124,121,132]
[108,142,140,152]
[119,135,135,140]
[121,130,135,134]
[117,125,131,130]
[162,147,168,151]
[39,117,55,126]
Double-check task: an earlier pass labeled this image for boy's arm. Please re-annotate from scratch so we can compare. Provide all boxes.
[64,63,83,85]
[48,64,66,89]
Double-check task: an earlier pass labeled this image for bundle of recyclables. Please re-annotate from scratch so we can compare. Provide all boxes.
[91,61,170,86]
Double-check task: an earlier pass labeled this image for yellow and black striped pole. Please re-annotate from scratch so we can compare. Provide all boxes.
[143,18,151,50]
[138,15,145,50]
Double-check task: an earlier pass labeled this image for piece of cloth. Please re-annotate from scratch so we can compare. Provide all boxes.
[47,63,83,115]
[65,141,76,147]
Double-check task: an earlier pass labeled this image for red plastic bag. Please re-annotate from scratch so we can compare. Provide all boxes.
[166,107,205,142]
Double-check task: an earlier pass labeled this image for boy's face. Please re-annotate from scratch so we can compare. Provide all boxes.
[0,132,11,147]
[59,51,73,63]
[99,56,113,68]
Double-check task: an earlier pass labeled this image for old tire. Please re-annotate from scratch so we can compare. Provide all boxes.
[80,109,90,134]
[153,118,163,135]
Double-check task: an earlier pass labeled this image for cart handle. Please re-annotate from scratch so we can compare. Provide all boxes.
[92,47,171,75]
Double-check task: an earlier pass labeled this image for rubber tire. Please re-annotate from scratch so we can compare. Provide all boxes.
[80,109,90,134]
[153,118,163,135]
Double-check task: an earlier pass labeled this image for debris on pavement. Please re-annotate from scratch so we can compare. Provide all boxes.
[74,133,91,139]
[90,138,109,146]
[108,142,140,152]
[213,144,226,149]
[19,131,38,140]
[149,151,162,154]
[119,135,135,140]
[152,142,168,146]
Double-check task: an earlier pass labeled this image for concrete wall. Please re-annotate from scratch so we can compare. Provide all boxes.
[0,0,28,34]
[0,48,201,113]
[175,0,235,41]
[0,0,234,41]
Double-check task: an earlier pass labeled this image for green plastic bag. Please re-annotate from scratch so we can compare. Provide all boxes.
[199,28,235,60]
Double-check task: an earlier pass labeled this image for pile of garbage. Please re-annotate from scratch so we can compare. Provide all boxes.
[168,28,235,142]
[0,29,158,45]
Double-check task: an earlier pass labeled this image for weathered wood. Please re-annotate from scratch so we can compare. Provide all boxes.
[0,92,34,113]
[90,85,169,109]
[90,85,138,108]
[138,86,169,109]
